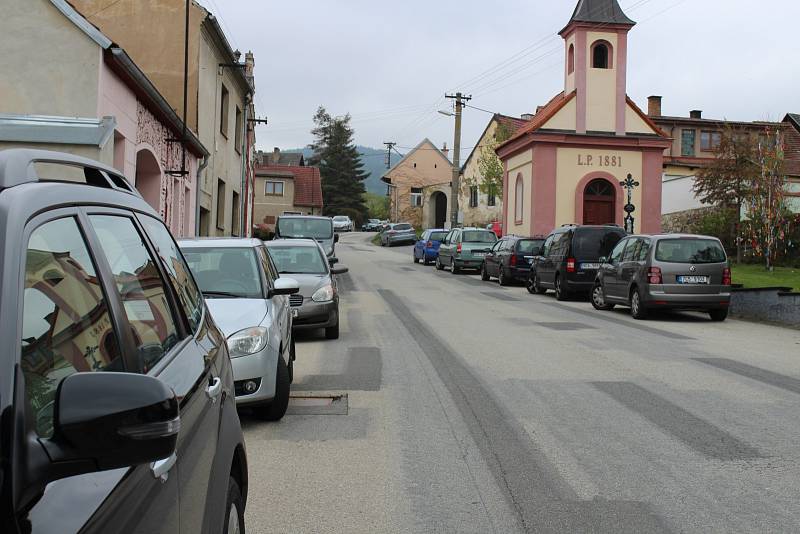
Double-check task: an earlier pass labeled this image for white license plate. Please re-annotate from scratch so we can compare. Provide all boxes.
[677,275,709,284]
[473,252,485,257]
[581,263,600,270]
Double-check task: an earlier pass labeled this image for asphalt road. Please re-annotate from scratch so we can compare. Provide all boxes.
[242,232,800,533]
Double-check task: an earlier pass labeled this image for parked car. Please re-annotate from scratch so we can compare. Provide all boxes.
[482,235,545,285]
[265,239,349,339]
[380,222,416,246]
[332,215,353,232]
[436,227,498,273]
[591,234,732,320]
[528,224,626,300]
[180,238,299,421]
[362,218,382,231]
[0,149,248,533]
[275,214,338,259]
[413,228,449,265]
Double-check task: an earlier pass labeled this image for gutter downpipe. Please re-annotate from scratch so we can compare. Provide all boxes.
[239,95,250,236]
[195,154,209,236]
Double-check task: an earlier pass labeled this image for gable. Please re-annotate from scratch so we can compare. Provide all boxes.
[541,98,577,131]
[625,98,665,136]
[382,138,451,184]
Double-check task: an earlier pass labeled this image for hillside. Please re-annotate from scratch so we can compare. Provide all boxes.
[284,146,390,195]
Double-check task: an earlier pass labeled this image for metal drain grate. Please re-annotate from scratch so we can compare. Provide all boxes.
[286,393,348,415]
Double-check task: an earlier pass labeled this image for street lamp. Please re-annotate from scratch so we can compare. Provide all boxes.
[437,110,454,117]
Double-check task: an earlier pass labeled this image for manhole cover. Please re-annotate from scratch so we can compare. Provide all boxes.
[287,393,348,415]
[535,322,594,331]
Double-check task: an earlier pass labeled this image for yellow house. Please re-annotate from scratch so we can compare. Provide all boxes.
[496,0,671,236]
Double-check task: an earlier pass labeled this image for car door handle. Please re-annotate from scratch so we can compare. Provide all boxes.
[206,377,222,403]
[151,452,177,482]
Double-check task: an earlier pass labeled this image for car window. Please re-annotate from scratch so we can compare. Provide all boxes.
[553,232,571,257]
[394,223,412,231]
[89,215,181,373]
[462,231,497,243]
[637,239,652,261]
[277,218,333,239]
[622,238,641,262]
[655,238,726,264]
[608,239,628,264]
[182,247,263,298]
[139,215,203,333]
[541,235,554,256]
[256,247,276,287]
[267,245,328,275]
[420,231,429,240]
[429,231,447,242]
[573,229,625,259]
[21,217,123,438]
[518,239,544,254]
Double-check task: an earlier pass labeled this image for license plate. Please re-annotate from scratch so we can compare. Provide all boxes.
[473,252,485,257]
[291,309,299,318]
[677,275,709,284]
[580,263,600,270]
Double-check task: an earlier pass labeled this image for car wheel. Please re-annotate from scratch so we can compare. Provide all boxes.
[554,275,568,301]
[435,257,444,270]
[451,258,460,274]
[525,273,536,294]
[630,288,648,320]
[498,267,509,286]
[709,309,728,322]
[481,263,490,281]
[325,321,340,340]
[422,256,431,266]
[223,476,245,534]
[591,283,615,311]
[532,273,547,295]
[259,356,290,421]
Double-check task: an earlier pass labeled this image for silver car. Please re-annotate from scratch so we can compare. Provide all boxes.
[332,215,353,232]
[179,238,299,420]
[265,239,349,339]
[380,222,416,246]
[592,234,732,321]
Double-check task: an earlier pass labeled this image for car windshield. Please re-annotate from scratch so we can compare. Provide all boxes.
[393,224,412,231]
[268,245,328,274]
[518,239,545,254]
[573,229,625,259]
[278,218,333,239]
[655,238,727,264]
[333,216,349,222]
[429,231,448,241]
[463,231,497,243]
[182,247,263,298]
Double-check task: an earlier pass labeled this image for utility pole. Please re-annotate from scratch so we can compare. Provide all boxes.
[383,141,396,169]
[445,92,471,228]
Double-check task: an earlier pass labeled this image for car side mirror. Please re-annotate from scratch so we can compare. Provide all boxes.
[272,277,300,296]
[328,257,339,265]
[334,234,340,243]
[599,256,608,264]
[331,265,349,275]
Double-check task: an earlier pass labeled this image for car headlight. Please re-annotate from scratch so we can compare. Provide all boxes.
[227,326,268,358]
[311,284,335,302]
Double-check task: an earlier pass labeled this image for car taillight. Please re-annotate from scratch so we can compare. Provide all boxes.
[456,243,462,253]
[648,266,662,284]
[510,254,517,266]
[566,258,576,273]
[722,267,731,286]
[426,241,433,248]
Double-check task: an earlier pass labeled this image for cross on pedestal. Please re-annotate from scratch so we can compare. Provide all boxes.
[619,173,640,234]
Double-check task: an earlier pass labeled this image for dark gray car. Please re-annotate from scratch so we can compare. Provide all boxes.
[591,234,732,320]
[266,239,349,339]
[275,214,338,259]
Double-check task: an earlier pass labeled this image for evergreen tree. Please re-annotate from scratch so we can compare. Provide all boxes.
[308,106,368,221]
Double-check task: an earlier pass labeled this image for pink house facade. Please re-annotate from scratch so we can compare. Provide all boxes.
[496,0,671,237]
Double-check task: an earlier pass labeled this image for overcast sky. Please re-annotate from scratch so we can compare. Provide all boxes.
[200,0,800,159]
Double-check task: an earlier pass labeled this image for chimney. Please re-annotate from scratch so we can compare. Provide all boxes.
[441,142,449,157]
[536,105,545,113]
[521,113,534,121]
[690,110,702,119]
[272,147,280,164]
[647,96,662,117]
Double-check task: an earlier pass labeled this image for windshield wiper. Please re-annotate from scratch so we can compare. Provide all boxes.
[202,290,241,298]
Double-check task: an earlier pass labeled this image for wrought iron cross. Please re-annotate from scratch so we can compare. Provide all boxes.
[619,173,640,234]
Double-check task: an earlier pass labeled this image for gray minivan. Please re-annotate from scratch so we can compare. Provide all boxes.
[275,215,337,259]
[591,234,732,320]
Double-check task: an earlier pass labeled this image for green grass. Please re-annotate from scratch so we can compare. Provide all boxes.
[731,264,800,292]
[371,234,381,246]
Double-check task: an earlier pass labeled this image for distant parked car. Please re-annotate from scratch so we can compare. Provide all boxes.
[362,218,382,231]
[436,227,498,273]
[413,228,449,265]
[333,215,353,232]
[591,234,731,321]
[482,235,545,285]
[380,222,416,246]
[180,238,299,420]
[266,238,349,339]
[528,224,626,299]
[275,214,338,259]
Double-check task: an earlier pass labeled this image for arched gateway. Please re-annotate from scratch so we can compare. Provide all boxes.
[582,178,616,225]
[429,191,447,228]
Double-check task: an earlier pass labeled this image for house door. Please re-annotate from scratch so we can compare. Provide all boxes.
[430,191,447,228]
[582,178,615,225]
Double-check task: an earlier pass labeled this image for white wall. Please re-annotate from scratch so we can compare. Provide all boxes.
[662,174,705,214]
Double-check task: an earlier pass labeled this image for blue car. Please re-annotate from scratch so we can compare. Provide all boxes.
[413,229,449,265]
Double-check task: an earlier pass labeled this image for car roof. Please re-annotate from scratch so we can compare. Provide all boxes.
[178,237,265,248]
[264,238,323,248]
[277,214,331,221]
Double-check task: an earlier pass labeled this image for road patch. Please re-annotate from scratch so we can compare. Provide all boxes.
[693,358,800,396]
[294,347,382,392]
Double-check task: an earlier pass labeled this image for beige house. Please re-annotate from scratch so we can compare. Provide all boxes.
[381,139,452,228]
[253,151,324,232]
[459,114,529,227]
[72,0,255,237]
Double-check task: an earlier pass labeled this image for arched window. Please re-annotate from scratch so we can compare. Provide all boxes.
[591,40,613,69]
[568,44,575,74]
[514,174,524,223]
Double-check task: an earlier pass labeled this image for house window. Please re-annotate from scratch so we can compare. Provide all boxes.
[514,174,524,223]
[681,129,696,156]
[469,186,478,208]
[487,189,496,207]
[410,187,423,207]
[700,131,722,152]
[265,181,284,196]
[234,106,242,153]
[232,191,240,236]
[216,179,225,230]
[220,84,229,138]
[568,44,575,74]
[591,41,612,69]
